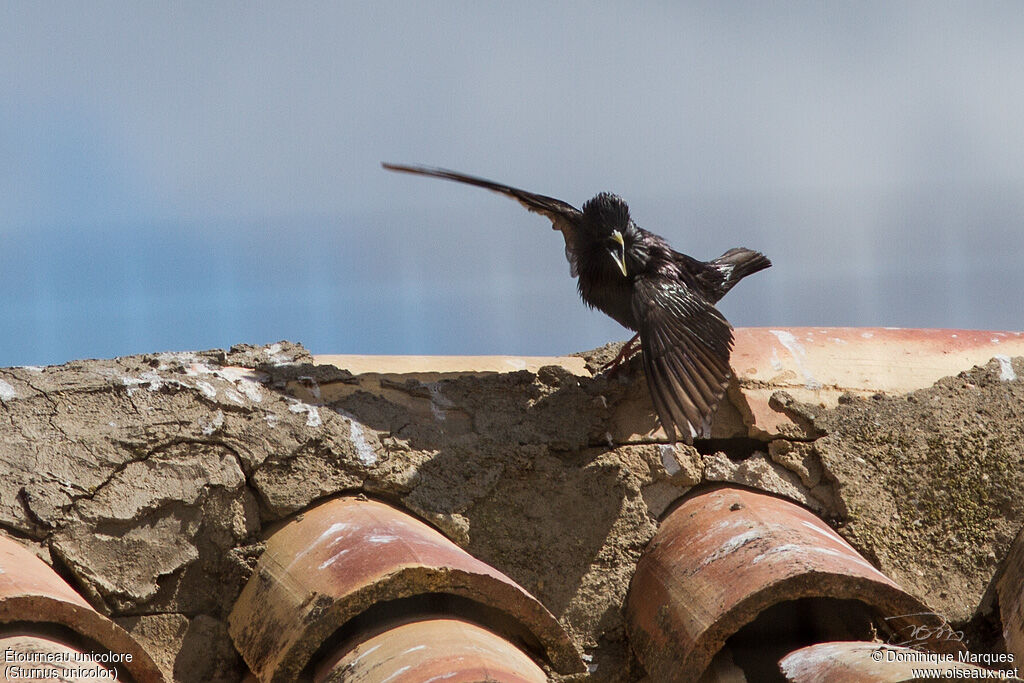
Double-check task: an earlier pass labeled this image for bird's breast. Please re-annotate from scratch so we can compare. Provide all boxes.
[577,270,638,331]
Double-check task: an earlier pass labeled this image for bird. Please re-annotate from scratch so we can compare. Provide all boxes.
[382,162,771,443]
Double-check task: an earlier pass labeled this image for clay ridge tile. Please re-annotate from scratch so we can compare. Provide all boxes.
[625,486,961,682]
[780,641,1022,682]
[0,534,164,682]
[229,496,584,682]
[313,615,547,683]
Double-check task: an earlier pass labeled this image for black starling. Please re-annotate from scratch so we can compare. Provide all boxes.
[383,163,771,443]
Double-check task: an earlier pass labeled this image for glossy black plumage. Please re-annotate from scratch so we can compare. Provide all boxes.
[382,162,771,442]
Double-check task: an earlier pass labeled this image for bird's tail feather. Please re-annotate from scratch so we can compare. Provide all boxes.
[711,248,771,295]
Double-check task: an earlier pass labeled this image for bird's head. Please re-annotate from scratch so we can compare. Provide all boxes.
[581,192,636,278]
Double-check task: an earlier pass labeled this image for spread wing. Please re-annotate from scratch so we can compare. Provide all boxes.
[382,162,582,276]
[632,275,734,442]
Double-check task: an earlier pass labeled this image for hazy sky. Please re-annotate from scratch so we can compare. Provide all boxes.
[2,2,1022,366]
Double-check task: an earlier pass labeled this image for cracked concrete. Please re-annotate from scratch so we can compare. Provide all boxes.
[1,342,1022,681]
[796,358,1024,630]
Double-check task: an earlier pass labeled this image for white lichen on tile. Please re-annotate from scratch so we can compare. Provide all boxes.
[770,329,823,390]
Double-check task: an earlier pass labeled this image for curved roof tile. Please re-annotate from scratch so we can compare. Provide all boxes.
[0,534,164,682]
[229,497,583,681]
[313,615,547,683]
[780,641,1021,682]
[625,486,961,682]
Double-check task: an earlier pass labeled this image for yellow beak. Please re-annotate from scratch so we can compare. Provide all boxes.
[610,230,628,277]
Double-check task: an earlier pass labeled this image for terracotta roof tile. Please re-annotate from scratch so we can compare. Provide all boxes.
[779,641,1022,682]
[3,330,1021,681]
[310,327,1024,442]
[625,486,961,682]
[0,632,116,680]
[313,615,547,683]
[228,497,583,681]
[0,534,164,682]
[730,327,1024,439]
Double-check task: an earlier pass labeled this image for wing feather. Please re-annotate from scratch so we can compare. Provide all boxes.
[382,162,582,275]
[633,277,734,442]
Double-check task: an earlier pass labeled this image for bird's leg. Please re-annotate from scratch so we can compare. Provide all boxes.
[599,333,641,375]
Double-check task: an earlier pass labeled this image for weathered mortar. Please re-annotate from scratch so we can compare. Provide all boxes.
[0,342,1021,681]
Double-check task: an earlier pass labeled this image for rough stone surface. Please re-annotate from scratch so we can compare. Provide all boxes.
[116,613,189,681]
[0,342,1021,681]
[799,357,1024,632]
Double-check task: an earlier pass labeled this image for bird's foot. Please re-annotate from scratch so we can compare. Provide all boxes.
[599,334,641,376]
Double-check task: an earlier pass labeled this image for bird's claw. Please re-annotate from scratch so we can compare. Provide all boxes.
[598,334,641,376]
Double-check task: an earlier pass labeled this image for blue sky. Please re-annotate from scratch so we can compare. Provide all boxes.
[2,2,1023,366]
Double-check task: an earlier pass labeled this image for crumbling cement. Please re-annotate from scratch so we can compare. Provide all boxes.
[0,343,1021,681]
[796,356,1024,636]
